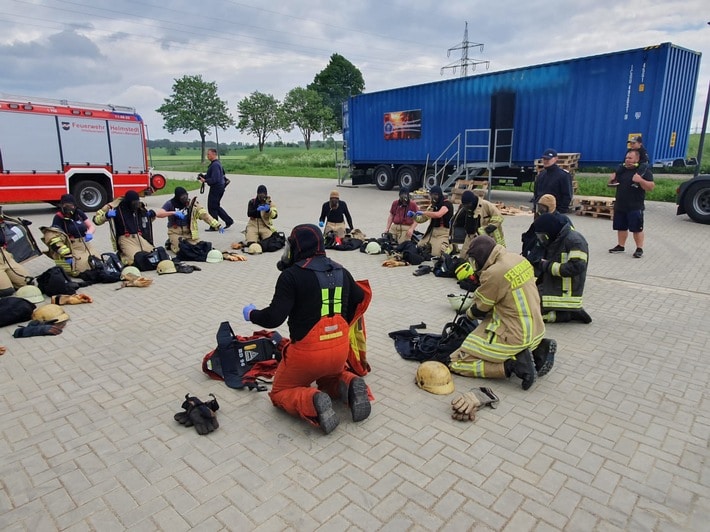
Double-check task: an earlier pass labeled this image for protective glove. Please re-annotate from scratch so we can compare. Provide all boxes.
[243,303,256,321]
[66,257,74,266]
[484,224,496,235]
[319,221,325,227]
[416,210,424,216]
[52,293,93,305]
[84,233,94,242]
[147,209,156,219]
[451,388,499,422]
[218,227,225,234]
[406,210,415,218]
[174,394,219,435]
[223,253,247,262]
[120,276,153,288]
[14,323,64,338]
[174,211,186,220]
[257,204,270,212]
[107,209,117,218]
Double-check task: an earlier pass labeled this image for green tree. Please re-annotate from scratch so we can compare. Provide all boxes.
[237,91,284,152]
[156,75,234,162]
[282,87,334,150]
[309,53,365,132]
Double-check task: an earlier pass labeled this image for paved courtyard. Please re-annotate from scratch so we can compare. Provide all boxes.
[1,173,709,531]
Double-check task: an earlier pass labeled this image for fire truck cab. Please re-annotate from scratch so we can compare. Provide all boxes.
[0,94,165,211]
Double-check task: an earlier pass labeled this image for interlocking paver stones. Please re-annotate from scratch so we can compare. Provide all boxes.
[1,174,709,530]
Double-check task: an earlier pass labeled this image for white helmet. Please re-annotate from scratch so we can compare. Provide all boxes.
[365,241,382,255]
[120,266,141,280]
[156,260,177,275]
[247,243,263,255]
[206,249,223,263]
[16,285,44,304]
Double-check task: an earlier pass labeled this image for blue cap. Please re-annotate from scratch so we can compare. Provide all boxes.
[541,149,558,159]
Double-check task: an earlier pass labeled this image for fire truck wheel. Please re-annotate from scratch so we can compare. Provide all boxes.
[73,181,108,212]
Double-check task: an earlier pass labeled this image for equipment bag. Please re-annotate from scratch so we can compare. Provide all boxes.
[36,266,79,296]
[177,240,213,262]
[80,253,123,284]
[388,315,478,364]
[202,321,287,391]
[433,253,464,278]
[133,246,170,271]
[260,231,286,252]
[0,296,36,327]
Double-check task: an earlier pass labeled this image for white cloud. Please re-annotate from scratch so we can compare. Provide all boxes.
[2,0,708,142]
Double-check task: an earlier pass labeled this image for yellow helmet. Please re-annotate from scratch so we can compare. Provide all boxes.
[156,260,177,275]
[247,243,263,255]
[415,361,454,395]
[16,285,44,304]
[206,249,223,263]
[120,266,141,280]
[455,261,474,281]
[31,304,69,324]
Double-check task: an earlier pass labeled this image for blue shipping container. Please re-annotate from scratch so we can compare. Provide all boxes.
[344,42,701,187]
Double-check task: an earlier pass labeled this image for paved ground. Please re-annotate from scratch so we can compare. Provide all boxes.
[1,174,709,531]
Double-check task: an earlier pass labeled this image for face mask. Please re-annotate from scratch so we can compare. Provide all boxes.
[178,195,189,207]
[536,205,549,216]
[535,233,550,247]
[277,239,294,271]
[61,205,75,217]
[130,200,141,212]
[399,194,409,204]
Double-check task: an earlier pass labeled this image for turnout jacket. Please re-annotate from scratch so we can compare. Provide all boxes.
[470,245,545,349]
[537,223,588,311]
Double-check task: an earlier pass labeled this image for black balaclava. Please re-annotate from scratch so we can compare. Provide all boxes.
[173,187,189,208]
[59,194,76,218]
[461,190,479,211]
[467,235,496,272]
[257,185,268,202]
[399,186,410,205]
[429,185,443,207]
[125,190,140,212]
[532,213,566,247]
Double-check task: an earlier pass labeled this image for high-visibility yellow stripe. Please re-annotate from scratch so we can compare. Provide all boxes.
[319,331,344,341]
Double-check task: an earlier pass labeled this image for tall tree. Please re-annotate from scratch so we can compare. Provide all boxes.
[237,91,284,152]
[282,87,334,150]
[156,75,234,162]
[309,53,365,132]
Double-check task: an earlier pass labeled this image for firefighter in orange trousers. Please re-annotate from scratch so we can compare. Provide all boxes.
[243,224,372,434]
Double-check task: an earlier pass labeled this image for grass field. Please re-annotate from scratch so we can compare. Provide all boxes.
[153,135,709,202]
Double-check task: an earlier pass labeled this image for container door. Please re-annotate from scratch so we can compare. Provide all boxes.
[490,92,515,164]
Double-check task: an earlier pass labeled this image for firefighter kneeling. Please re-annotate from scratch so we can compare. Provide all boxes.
[448,235,556,390]
[243,224,372,434]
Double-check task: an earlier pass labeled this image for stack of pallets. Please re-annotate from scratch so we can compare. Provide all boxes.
[449,179,488,204]
[574,196,615,219]
[410,189,431,211]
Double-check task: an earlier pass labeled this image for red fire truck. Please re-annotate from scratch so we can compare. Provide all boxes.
[0,94,165,211]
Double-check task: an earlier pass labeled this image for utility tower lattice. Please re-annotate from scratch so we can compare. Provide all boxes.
[440,21,490,77]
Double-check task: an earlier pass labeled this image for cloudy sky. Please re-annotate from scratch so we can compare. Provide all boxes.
[2,0,709,144]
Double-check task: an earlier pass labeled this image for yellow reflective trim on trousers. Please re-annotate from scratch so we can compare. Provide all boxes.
[460,331,542,359]
[319,331,344,341]
[542,295,583,309]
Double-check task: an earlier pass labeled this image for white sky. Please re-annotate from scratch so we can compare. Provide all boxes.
[2,0,709,144]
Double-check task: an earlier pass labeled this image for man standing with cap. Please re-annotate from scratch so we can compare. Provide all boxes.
[385,187,419,244]
[533,149,573,215]
[628,135,649,164]
[318,190,354,238]
[243,224,372,434]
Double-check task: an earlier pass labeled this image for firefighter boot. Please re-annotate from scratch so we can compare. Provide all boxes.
[504,350,537,390]
[532,339,556,377]
[340,377,371,422]
[313,392,339,435]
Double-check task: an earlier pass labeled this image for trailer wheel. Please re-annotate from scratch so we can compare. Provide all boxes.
[397,166,421,190]
[423,171,438,190]
[374,165,395,190]
[683,182,710,224]
[73,181,108,212]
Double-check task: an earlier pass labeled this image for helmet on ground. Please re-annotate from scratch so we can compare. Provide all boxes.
[454,261,474,282]
[416,361,454,395]
[32,304,69,324]
[120,266,141,280]
[206,249,223,263]
[156,260,177,275]
[365,241,381,255]
[247,243,263,255]
[447,293,474,312]
[16,285,44,304]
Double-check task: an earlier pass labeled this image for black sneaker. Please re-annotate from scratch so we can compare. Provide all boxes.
[206,227,218,232]
[225,221,234,229]
[609,245,625,253]
[347,378,371,422]
[313,392,339,434]
[633,248,643,258]
[574,309,593,324]
[532,339,556,376]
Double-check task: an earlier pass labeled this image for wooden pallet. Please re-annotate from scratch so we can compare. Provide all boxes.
[411,189,431,210]
[535,152,581,177]
[495,202,533,216]
[574,195,614,219]
[449,179,488,204]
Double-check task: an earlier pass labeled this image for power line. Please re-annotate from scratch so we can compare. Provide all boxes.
[440,21,490,77]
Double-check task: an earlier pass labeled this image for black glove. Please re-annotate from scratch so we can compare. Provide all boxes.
[174,394,219,435]
[13,323,64,337]
[484,224,497,235]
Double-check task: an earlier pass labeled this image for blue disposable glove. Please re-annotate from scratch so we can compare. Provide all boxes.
[66,257,73,266]
[107,209,117,218]
[416,210,424,216]
[257,204,270,212]
[318,221,324,227]
[174,210,186,220]
[406,210,415,218]
[147,209,156,218]
[243,304,256,322]
[84,233,93,242]
[218,227,225,234]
